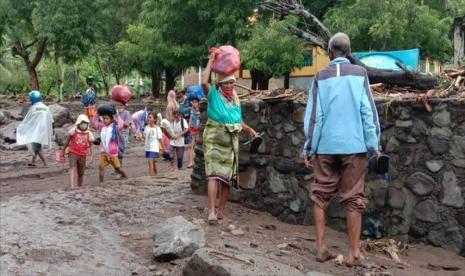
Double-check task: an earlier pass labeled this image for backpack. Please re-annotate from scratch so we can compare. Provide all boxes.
[180,100,191,118]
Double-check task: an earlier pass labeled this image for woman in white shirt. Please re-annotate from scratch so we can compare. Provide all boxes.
[169,109,189,171]
[143,113,163,176]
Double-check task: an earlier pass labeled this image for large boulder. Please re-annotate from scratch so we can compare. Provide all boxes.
[183,247,305,276]
[405,172,435,196]
[0,121,21,143]
[54,124,74,146]
[153,216,206,261]
[439,171,464,208]
[3,107,24,120]
[427,227,464,253]
[48,104,71,127]
[414,200,440,223]
[0,110,9,125]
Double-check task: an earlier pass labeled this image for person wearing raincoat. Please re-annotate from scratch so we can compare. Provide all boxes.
[16,91,54,167]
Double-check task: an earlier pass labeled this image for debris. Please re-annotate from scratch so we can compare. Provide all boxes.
[249,242,258,248]
[363,239,409,267]
[231,229,245,236]
[227,224,236,231]
[119,231,131,237]
[334,254,344,265]
[277,243,289,249]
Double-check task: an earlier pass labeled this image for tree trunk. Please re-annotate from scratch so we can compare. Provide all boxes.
[13,37,48,90]
[250,69,270,90]
[284,72,290,89]
[151,70,161,98]
[165,68,177,92]
[95,54,109,96]
[453,16,465,68]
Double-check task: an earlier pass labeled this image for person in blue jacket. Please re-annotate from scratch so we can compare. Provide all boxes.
[303,32,381,267]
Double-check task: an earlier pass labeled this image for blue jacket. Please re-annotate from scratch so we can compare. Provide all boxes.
[303,57,381,156]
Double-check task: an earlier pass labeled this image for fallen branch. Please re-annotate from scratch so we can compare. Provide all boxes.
[208,250,254,266]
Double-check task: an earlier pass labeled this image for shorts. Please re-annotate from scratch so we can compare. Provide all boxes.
[311,153,368,213]
[69,153,86,176]
[99,154,121,169]
[145,151,158,159]
[31,143,42,152]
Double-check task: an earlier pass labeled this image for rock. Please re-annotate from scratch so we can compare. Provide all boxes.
[290,133,301,146]
[414,200,440,223]
[432,109,451,127]
[274,157,294,174]
[183,247,305,276]
[399,107,411,120]
[0,121,21,143]
[388,187,405,209]
[439,171,464,208]
[0,111,8,125]
[433,103,448,111]
[412,119,429,136]
[292,106,305,124]
[3,107,24,120]
[3,142,27,151]
[427,137,449,155]
[228,187,244,202]
[266,166,287,193]
[289,198,301,213]
[48,104,71,127]
[231,229,245,236]
[451,159,465,168]
[302,207,313,226]
[456,212,465,228]
[430,127,452,139]
[449,135,465,159]
[427,227,463,253]
[238,152,250,166]
[409,224,426,238]
[405,172,435,196]
[425,160,444,173]
[327,199,346,219]
[283,123,296,133]
[372,188,387,208]
[54,126,73,146]
[385,137,400,153]
[153,216,206,261]
[239,166,257,190]
[395,120,413,128]
[257,140,272,154]
[306,272,334,276]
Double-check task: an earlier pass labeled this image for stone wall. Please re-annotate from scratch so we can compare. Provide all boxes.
[191,99,465,255]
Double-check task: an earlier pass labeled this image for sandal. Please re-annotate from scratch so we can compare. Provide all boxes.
[208,212,218,225]
[316,251,336,263]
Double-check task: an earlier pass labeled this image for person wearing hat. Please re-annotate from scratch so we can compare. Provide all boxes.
[201,51,257,224]
[62,114,95,189]
[16,91,54,167]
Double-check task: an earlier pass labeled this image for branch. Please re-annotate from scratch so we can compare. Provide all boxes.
[288,26,328,48]
[30,37,48,69]
[24,39,39,50]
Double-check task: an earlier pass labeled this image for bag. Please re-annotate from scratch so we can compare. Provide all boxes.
[186,85,205,101]
[210,46,241,75]
[111,85,132,104]
[82,90,98,107]
[180,118,190,140]
[97,104,117,117]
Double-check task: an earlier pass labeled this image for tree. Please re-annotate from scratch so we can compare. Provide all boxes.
[323,0,453,60]
[240,18,306,90]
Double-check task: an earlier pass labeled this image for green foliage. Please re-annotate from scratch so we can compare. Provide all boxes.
[324,0,453,60]
[240,17,306,78]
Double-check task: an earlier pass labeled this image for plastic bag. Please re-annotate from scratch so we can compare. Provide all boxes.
[97,103,117,117]
[187,85,205,101]
[210,45,241,75]
[111,85,132,104]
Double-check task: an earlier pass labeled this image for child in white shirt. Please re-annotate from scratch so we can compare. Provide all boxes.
[143,112,163,176]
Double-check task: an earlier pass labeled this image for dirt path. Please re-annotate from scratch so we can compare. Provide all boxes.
[1,144,464,276]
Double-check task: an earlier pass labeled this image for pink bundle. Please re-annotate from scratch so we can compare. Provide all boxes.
[210,46,241,76]
[111,85,132,104]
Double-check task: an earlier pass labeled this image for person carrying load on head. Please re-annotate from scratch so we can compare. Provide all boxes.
[16,91,54,167]
[82,83,98,120]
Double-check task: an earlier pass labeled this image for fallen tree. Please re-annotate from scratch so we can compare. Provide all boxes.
[261,0,439,91]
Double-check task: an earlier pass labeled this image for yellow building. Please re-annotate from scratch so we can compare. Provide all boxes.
[418,57,443,74]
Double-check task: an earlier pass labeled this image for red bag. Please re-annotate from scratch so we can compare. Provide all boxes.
[111,85,132,104]
[210,46,241,76]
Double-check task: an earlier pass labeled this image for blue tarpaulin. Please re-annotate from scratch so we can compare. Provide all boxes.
[353,48,420,71]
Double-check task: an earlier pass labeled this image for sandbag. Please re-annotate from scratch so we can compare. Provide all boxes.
[111,85,132,104]
[186,85,205,101]
[97,103,117,117]
[210,46,241,75]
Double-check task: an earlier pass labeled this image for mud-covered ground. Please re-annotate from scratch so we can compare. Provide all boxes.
[1,144,464,276]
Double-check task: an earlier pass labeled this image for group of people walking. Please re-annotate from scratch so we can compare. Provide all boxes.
[15,32,384,268]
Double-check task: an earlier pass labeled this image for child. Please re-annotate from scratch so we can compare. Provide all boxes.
[62,115,94,189]
[16,90,54,167]
[169,109,189,171]
[186,98,200,168]
[132,109,148,140]
[143,113,163,176]
[93,111,128,183]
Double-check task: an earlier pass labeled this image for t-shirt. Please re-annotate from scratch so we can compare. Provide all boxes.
[207,85,242,125]
[169,119,188,147]
[144,125,163,152]
[68,127,95,156]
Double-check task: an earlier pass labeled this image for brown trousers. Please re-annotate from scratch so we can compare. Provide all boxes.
[311,153,368,213]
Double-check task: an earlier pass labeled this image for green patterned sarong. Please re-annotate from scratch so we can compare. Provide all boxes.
[203,119,241,188]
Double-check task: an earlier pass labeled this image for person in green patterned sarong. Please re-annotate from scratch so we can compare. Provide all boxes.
[202,51,257,224]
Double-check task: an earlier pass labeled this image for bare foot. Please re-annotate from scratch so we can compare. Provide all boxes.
[346,258,370,268]
[316,250,336,262]
[208,211,218,225]
[216,211,224,220]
